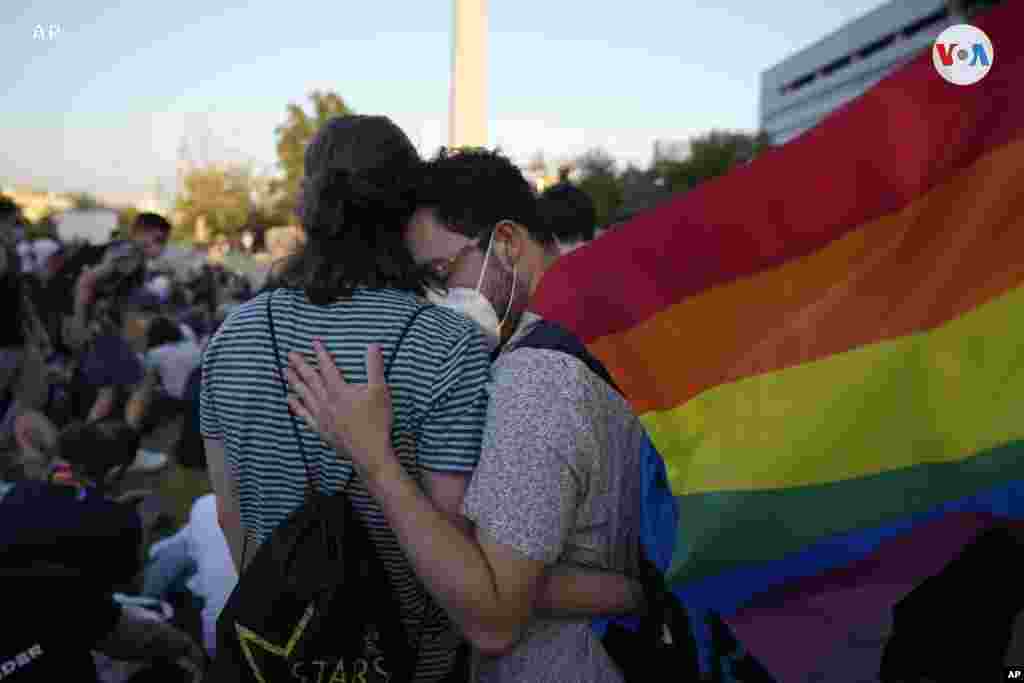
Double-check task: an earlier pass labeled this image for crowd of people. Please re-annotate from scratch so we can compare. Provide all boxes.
[0,196,256,682]
[0,114,643,683]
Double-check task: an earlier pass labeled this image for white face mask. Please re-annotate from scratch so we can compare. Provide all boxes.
[426,232,517,351]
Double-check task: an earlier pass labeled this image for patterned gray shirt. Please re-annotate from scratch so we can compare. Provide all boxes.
[462,312,646,683]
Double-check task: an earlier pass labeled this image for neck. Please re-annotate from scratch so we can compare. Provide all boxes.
[527,245,560,298]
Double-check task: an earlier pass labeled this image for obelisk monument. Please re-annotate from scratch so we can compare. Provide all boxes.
[449,0,488,148]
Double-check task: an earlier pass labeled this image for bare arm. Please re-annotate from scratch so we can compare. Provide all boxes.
[125,368,161,429]
[535,566,646,619]
[205,436,245,571]
[87,386,117,423]
[363,460,545,656]
[63,267,99,355]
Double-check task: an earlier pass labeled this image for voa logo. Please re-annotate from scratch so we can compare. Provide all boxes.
[933,24,994,86]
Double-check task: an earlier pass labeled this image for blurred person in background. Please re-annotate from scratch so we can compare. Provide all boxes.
[142,493,238,659]
[128,316,202,437]
[0,417,145,589]
[0,201,52,459]
[48,212,171,357]
[537,182,597,254]
[13,329,144,469]
[0,563,206,683]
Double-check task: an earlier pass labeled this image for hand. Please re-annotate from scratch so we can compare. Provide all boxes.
[286,340,397,480]
[175,635,208,683]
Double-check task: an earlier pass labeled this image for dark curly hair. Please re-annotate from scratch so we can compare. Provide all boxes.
[146,316,184,349]
[57,418,142,493]
[279,115,431,305]
[133,212,172,237]
[415,148,554,249]
[538,182,596,243]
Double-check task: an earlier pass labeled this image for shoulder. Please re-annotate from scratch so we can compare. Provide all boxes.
[348,289,490,362]
[103,240,142,261]
[492,347,592,405]
[414,304,490,354]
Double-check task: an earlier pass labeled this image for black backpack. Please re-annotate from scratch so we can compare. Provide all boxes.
[212,292,434,683]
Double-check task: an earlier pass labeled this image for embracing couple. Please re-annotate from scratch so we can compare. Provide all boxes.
[201,115,648,682]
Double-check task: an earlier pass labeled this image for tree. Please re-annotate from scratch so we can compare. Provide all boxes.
[174,164,255,243]
[948,0,1004,18]
[574,148,624,228]
[271,90,354,219]
[25,213,58,241]
[654,130,770,194]
[117,207,139,234]
[617,164,672,224]
[68,193,105,210]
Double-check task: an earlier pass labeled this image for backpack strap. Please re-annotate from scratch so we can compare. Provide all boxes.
[512,320,681,648]
[244,291,432,571]
[512,319,626,398]
[266,290,432,487]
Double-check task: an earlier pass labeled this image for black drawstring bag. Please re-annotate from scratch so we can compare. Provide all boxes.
[212,292,432,683]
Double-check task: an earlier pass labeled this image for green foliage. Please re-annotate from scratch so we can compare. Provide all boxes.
[174,164,255,242]
[653,130,770,194]
[571,130,770,228]
[68,193,105,210]
[25,214,58,241]
[117,206,140,234]
[271,90,354,219]
[575,148,624,228]
[949,0,1004,18]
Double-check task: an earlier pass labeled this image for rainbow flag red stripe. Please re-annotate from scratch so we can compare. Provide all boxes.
[532,1,1023,678]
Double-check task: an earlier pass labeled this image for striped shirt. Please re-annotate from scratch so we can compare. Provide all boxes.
[200,287,491,682]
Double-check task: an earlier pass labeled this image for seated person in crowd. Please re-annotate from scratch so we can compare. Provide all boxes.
[0,563,207,683]
[171,365,205,470]
[14,329,144,467]
[130,317,202,436]
[1,250,52,457]
[0,418,145,589]
[142,493,238,658]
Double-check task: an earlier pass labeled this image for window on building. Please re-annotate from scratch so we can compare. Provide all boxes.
[858,34,896,61]
[901,7,949,37]
[822,55,852,77]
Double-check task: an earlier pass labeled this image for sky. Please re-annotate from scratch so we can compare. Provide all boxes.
[2,0,884,205]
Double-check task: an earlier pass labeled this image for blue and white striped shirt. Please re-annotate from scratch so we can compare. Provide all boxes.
[200,287,491,681]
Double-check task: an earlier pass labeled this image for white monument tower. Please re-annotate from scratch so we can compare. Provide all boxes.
[449,0,488,148]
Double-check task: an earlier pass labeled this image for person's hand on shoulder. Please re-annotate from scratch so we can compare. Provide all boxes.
[285,339,397,481]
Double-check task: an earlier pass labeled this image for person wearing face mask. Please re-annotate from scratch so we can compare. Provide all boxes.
[286,148,648,683]
[422,228,514,353]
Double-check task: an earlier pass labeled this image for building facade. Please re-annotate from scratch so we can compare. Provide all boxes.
[760,0,957,146]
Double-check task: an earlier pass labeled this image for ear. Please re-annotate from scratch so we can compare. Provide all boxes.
[493,220,526,268]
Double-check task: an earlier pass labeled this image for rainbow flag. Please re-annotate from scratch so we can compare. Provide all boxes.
[532,2,1023,679]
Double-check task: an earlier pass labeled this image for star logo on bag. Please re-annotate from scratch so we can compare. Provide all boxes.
[235,602,316,683]
[364,626,382,657]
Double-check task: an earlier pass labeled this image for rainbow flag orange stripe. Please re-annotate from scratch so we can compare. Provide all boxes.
[532,1,1023,678]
